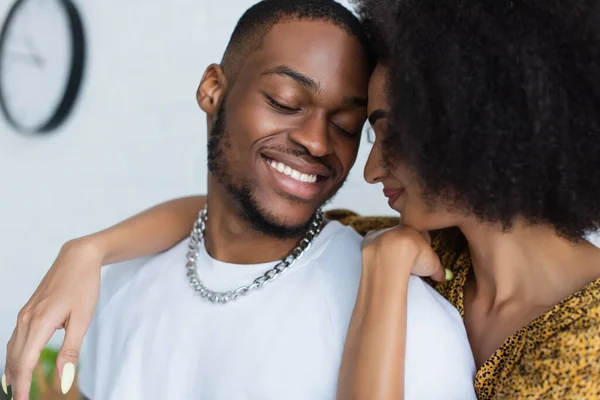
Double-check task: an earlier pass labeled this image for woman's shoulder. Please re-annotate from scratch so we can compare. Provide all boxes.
[534,278,600,344]
[529,278,600,343]
[498,279,600,398]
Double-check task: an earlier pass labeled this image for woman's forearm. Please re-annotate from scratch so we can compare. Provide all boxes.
[338,243,416,400]
[74,195,207,266]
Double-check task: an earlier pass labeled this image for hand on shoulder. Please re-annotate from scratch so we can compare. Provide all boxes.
[361,225,447,283]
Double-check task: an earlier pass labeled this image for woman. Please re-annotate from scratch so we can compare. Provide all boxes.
[340,0,600,398]
[6,0,600,398]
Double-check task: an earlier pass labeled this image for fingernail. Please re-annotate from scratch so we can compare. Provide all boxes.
[1,373,7,395]
[61,362,75,394]
[445,268,454,281]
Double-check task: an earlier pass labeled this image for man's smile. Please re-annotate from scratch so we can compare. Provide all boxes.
[260,151,333,201]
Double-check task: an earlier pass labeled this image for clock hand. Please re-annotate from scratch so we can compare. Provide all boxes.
[7,50,44,67]
[23,37,45,67]
[30,54,45,67]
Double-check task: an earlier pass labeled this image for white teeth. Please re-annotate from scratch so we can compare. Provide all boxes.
[268,160,318,183]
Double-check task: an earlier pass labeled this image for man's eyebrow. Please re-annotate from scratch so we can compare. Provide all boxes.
[368,109,388,125]
[261,65,321,93]
[343,96,368,108]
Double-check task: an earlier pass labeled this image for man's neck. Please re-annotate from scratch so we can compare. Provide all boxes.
[203,191,305,265]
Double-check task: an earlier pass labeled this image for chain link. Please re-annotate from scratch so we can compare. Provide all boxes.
[186,205,325,304]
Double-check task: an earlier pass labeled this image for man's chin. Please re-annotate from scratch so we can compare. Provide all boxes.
[248,212,314,239]
[254,206,318,237]
[268,194,324,214]
[235,195,315,240]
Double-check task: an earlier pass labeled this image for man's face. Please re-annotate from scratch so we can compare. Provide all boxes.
[206,20,370,237]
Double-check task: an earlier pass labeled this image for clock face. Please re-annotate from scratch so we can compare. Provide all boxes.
[0,0,84,133]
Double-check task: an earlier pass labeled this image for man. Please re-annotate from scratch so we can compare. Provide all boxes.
[6,1,475,399]
[79,2,373,398]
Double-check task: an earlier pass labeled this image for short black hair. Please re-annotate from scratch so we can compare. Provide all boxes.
[359,0,600,240]
[221,0,375,80]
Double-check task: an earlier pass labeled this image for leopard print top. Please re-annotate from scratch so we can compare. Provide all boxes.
[327,210,600,400]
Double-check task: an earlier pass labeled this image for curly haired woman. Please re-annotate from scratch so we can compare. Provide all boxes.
[339,0,600,398]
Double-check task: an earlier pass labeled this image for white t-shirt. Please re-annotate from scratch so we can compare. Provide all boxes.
[79,221,476,400]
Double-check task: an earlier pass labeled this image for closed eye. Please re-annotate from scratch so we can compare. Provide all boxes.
[265,95,299,114]
[332,122,360,138]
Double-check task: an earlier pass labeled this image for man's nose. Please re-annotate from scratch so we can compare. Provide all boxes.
[288,113,333,158]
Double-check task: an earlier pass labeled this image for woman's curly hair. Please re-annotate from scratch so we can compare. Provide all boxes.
[355,0,600,240]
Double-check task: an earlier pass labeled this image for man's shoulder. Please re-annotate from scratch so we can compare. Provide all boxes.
[97,240,189,312]
[295,221,363,345]
[406,276,466,333]
[317,219,362,251]
[404,276,476,398]
[307,220,362,283]
[405,276,473,360]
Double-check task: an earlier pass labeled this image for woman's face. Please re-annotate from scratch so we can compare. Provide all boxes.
[364,64,458,231]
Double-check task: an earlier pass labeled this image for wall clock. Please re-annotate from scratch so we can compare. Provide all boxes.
[0,0,85,134]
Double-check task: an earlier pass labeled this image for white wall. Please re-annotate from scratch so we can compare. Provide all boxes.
[0,0,390,366]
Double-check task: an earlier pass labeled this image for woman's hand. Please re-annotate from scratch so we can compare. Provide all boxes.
[5,238,103,400]
[362,225,446,282]
[3,195,207,400]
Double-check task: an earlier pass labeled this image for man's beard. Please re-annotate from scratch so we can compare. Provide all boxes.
[207,104,318,239]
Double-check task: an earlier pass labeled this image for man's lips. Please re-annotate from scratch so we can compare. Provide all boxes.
[261,149,333,179]
[261,156,331,201]
[383,187,406,208]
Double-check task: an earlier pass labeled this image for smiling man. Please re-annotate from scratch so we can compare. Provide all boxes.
[77,2,372,399]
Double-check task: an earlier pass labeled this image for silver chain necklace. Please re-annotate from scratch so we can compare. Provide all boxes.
[186,205,325,304]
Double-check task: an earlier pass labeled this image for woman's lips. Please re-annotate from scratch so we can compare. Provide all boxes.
[383,188,406,208]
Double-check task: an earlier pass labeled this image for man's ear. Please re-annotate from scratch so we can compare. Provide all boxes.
[197,64,228,116]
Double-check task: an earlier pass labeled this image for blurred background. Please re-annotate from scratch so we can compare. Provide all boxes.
[0,0,390,376]
[1,1,599,395]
